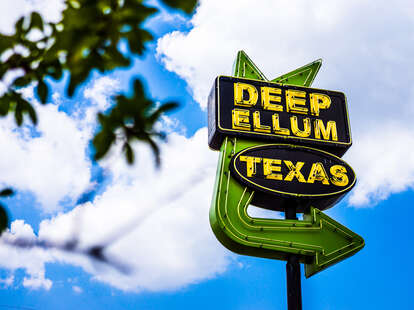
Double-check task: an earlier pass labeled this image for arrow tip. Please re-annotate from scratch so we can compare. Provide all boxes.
[232,50,268,80]
[271,58,323,87]
[305,207,365,278]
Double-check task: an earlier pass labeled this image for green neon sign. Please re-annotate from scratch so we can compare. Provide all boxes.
[208,51,364,277]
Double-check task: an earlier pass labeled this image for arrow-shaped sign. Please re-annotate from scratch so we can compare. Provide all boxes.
[232,50,322,86]
[209,137,364,277]
[209,51,364,277]
[271,58,322,87]
[232,50,268,81]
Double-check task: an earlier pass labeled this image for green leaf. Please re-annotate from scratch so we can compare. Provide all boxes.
[30,12,44,31]
[26,102,38,124]
[123,142,134,164]
[0,204,8,235]
[126,29,153,55]
[46,60,63,80]
[132,79,145,98]
[161,0,198,14]
[13,76,32,88]
[148,101,178,123]
[37,80,49,104]
[67,69,89,97]
[0,35,13,53]
[147,137,161,167]
[14,102,23,126]
[155,101,179,114]
[0,97,10,116]
[93,130,116,160]
[104,48,130,69]
[0,188,14,197]
[15,17,25,35]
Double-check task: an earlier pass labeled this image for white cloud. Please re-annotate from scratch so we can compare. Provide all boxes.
[0,88,92,212]
[72,285,83,293]
[345,122,414,206]
[83,76,121,125]
[0,220,53,290]
[0,71,235,292]
[0,69,25,97]
[35,128,230,292]
[157,0,414,115]
[0,127,231,292]
[0,76,122,213]
[156,0,414,207]
[23,274,52,290]
[0,275,14,287]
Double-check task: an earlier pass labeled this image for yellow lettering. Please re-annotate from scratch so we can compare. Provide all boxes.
[291,116,311,138]
[272,114,290,135]
[232,108,251,131]
[240,156,262,177]
[234,83,258,107]
[286,90,308,114]
[310,93,331,116]
[330,165,349,187]
[253,111,271,133]
[307,162,330,185]
[263,158,282,180]
[284,161,306,182]
[314,119,338,141]
[261,86,283,111]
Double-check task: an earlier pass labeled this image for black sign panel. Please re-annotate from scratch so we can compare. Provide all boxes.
[229,144,356,212]
[208,76,352,156]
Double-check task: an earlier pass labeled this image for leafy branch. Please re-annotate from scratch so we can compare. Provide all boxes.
[0,0,196,162]
[0,0,197,235]
[93,79,178,164]
[1,232,131,274]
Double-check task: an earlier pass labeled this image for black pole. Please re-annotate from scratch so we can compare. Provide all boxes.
[285,206,302,310]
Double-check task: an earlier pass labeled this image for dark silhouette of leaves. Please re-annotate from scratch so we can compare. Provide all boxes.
[0,204,8,234]
[93,78,178,166]
[0,188,14,197]
[37,80,48,104]
[0,0,198,266]
[0,188,13,236]
[123,142,134,164]
[0,0,196,163]
[1,233,131,274]
[161,0,198,14]
[29,12,44,31]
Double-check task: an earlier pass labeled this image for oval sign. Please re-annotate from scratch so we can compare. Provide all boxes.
[230,144,356,199]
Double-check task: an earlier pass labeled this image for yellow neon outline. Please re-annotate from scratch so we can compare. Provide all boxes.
[231,143,356,197]
[236,53,268,81]
[216,75,352,147]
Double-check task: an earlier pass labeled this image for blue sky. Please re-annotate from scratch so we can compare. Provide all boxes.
[0,0,413,309]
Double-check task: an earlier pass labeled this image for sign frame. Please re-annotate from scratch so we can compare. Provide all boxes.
[208,76,353,156]
[230,143,356,199]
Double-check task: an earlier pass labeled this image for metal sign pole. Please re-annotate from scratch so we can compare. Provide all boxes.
[285,206,302,310]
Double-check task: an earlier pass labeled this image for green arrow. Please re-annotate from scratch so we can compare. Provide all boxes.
[232,50,321,87]
[271,58,322,87]
[209,137,365,277]
[209,51,364,277]
[232,50,268,81]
